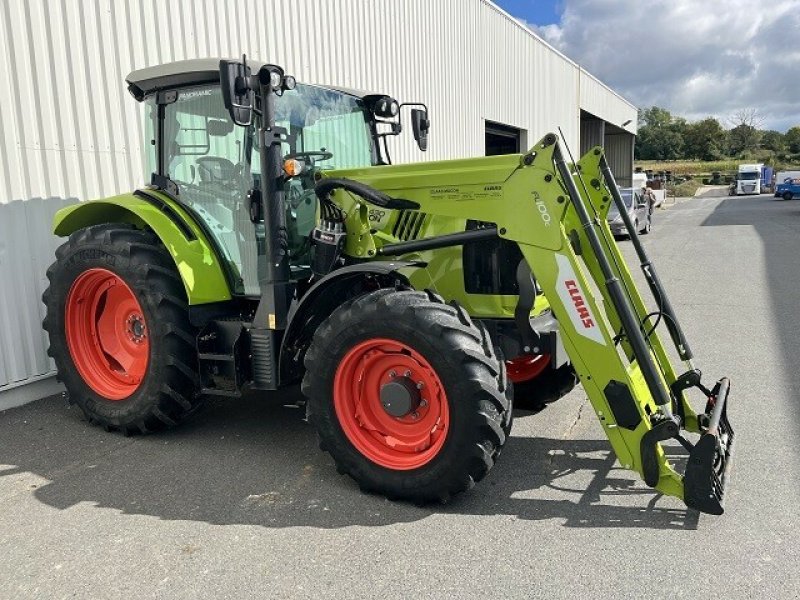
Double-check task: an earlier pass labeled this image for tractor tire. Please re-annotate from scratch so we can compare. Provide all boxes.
[474,319,514,458]
[302,288,510,503]
[42,224,202,434]
[512,363,579,411]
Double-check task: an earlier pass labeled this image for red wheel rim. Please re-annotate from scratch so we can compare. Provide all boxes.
[64,268,149,400]
[506,354,550,384]
[333,338,450,470]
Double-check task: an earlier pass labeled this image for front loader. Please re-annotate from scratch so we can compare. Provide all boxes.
[43,57,733,513]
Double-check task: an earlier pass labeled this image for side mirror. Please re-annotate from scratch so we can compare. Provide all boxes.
[219,59,253,126]
[411,108,430,151]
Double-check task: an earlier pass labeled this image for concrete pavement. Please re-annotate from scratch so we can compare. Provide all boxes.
[1,193,799,599]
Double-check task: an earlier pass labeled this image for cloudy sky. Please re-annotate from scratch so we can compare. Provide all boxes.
[495,0,800,132]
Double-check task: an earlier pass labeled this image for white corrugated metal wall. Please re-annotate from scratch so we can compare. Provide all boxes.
[0,0,637,401]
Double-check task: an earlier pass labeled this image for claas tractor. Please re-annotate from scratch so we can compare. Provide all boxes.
[43,57,734,513]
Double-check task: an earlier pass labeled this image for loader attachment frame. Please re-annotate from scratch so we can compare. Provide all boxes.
[332,133,734,513]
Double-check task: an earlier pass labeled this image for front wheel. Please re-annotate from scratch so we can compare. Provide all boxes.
[302,289,510,503]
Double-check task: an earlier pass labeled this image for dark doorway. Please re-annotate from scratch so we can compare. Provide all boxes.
[485,121,523,156]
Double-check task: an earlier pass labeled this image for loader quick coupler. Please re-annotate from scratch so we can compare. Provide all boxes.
[684,378,734,515]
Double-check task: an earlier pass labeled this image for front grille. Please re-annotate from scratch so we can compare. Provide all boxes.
[392,210,427,241]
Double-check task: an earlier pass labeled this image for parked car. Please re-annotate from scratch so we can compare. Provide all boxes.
[775,177,800,201]
[608,188,651,237]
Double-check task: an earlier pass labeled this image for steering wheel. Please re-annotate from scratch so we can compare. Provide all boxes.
[284,150,334,165]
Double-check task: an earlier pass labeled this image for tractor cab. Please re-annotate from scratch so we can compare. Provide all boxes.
[127,58,428,295]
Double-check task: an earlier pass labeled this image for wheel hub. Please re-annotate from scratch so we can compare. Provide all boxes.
[64,268,150,400]
[333,338,450,470]
[126,314,147,343]
[380,375,422,417]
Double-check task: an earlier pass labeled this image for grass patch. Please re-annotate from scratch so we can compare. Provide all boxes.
[638,159,800,178]
[670,179,705,197]
[636,159,739,176]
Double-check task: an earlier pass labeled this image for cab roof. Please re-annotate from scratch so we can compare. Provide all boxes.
[126,58,263,100]
[126,58,378,101]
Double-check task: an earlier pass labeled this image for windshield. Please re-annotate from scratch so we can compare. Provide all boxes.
[608,189,634,217]
[739,172,759,180]
[272,83,375,169]
[143,83,377,295]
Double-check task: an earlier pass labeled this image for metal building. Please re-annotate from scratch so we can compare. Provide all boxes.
[0,0,637,408]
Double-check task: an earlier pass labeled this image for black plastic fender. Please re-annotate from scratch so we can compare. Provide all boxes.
[278,261,423,384]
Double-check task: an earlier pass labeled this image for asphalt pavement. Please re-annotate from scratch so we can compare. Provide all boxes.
[2,193,799,599]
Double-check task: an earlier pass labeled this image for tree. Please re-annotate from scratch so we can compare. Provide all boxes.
[786,126,800,154]
[635,106,685,160]
[636,125,684,160]
[639,106,674,129]
[683,117,725,161]
[760,130,786,153]
[727,108,763,156]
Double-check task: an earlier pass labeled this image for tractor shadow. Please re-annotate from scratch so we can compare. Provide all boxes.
[0,390,699,531]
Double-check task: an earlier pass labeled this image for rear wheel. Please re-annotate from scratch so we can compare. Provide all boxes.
[302,289,509,503]
[783,191,794,201]
[43,224,202,434]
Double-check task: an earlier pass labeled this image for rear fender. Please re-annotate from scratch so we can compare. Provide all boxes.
[52,190,232,305]
[278,261,421,384]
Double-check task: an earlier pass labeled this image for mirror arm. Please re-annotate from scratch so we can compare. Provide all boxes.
[399,101,429,112]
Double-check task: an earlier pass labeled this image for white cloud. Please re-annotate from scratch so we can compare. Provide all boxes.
[526,0,800,131]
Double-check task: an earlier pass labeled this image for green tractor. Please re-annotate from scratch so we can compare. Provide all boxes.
[43,57,733,513]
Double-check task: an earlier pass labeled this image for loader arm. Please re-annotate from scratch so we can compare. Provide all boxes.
[329,134,734,514]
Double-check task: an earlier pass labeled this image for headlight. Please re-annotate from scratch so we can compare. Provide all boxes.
[372,95,400,118]
[269,70,282,89]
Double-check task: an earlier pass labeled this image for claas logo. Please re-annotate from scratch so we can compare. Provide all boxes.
[565,280,594,328]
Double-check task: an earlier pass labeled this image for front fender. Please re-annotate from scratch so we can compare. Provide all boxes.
[278,261,423,384]
[53,190,232,305]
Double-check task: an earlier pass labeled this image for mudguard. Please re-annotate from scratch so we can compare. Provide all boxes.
[278,261,421,384]
[52,189,232,305]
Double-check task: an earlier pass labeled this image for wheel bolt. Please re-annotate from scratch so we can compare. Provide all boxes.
[420,400,427,407]
[389,371,397,378]
[416,382,424,389]
[404,370,411,377]
[411,412,419,419]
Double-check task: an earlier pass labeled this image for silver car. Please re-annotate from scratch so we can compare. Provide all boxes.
[607,188,652,237]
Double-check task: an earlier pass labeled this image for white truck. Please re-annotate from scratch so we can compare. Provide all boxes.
[735,163,763,195]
